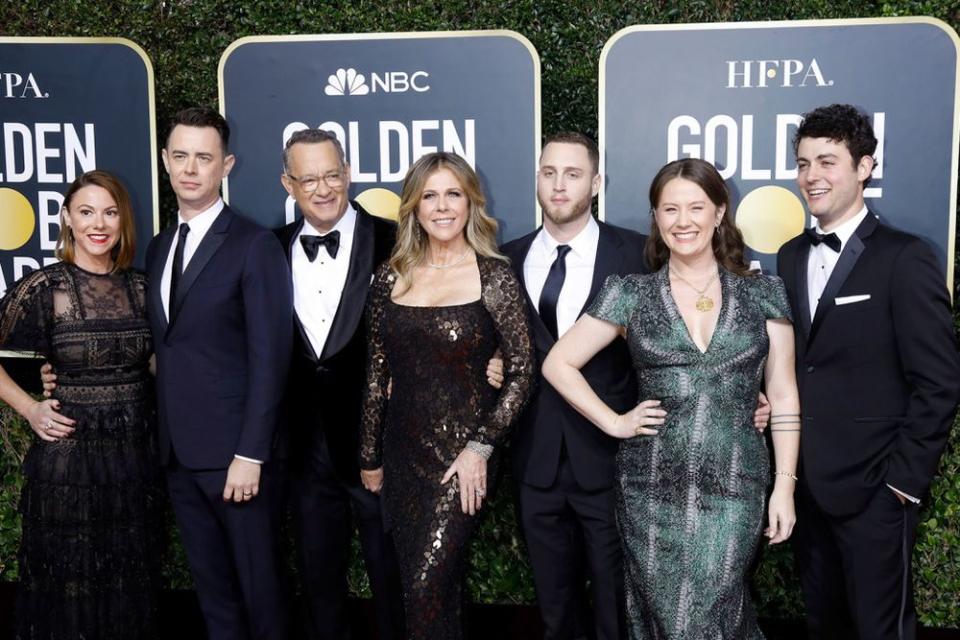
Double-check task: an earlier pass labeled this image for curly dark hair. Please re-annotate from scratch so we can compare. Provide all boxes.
[793,104,877,186]
[645,158,750,276]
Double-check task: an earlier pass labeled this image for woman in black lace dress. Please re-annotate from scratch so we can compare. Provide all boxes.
[0,171,162,639]
[359,152,535,639]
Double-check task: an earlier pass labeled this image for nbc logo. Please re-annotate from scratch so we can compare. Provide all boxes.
[323,67,431,96]
[325,68,369,96]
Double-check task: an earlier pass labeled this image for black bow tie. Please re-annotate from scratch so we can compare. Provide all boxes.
[804,228,841,253]
[300,231,340,261]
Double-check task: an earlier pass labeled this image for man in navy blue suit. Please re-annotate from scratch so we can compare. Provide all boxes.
[147,107,293,639]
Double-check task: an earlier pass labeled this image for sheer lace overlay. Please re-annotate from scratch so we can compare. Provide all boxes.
[0,263,163,640]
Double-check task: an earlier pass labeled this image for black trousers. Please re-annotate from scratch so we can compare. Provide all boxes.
[166,457,288,640]
[294,434,405,640]
[518,451,624,640]
[794,481,919,640]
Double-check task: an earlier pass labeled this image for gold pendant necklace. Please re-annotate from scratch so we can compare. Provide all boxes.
[670,268,719,312]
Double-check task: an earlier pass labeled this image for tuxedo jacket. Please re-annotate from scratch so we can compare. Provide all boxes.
[502,220,648,492]
[146,205,293,470]
[275,203,397,482]
[777,213,960,517]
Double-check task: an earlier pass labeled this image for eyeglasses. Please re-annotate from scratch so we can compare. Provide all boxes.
[286,171,346,192]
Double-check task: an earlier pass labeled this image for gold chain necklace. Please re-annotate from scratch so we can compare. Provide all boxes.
[670,268,719,312]
[427,249,470,269]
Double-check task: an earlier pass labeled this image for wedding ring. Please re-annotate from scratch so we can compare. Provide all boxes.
[242,491,253,496]
[475,488,486,497]
[44,420,53,431]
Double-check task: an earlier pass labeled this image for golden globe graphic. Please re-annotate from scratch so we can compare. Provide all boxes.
[734,186,806,255]
[355,187,401,221]
[0,188,36,251]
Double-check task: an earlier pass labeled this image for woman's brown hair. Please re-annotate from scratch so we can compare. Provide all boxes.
[645,158,750,276]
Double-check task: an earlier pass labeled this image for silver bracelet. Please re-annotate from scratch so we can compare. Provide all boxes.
[775,470,798,481]
[466,440,494,459]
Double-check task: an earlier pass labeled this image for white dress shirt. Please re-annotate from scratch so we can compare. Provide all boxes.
[292,204,357,357]
[806,205,869,319]
[160,199,225,320]
[523,216,599,338]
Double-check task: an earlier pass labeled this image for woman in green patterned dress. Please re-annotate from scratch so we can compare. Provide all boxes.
[543,158,800,639]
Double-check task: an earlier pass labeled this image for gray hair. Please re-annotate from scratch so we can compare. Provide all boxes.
[282,129,346,174]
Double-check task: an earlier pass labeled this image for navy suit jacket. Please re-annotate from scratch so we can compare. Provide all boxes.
[777,213,960,516]
[146,205,293,470]
[275,203,396,482]
[502,220,648,492]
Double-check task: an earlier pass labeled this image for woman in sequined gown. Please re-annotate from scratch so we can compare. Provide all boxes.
[359,152,534,639]
[0,171,162,639]
[544,158,801,639]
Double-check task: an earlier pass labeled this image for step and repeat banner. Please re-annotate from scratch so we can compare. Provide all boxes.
[600,18,960,280]
[218,31,541,241]
[0,37,158,297]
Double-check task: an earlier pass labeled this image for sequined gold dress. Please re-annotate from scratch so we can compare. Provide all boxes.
[587,267,792,640]
[0,263,163,640]
[360,257,534,639]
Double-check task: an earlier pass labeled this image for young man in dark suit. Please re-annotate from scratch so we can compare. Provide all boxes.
[777,103,960,640]
[147,107,293,639]
[501,133,649,640]
[275,129,404,640]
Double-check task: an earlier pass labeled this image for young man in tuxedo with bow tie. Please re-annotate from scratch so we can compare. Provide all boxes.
[777,103,960,639]
[275,128,404,640]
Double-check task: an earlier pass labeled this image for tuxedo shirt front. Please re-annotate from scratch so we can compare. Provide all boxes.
[160,198,224,320]
[806,205,869,318]
[292,204,357,357]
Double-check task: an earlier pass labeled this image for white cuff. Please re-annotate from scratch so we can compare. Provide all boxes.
[234,454,263,464]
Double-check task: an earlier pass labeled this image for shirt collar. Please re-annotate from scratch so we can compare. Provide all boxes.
[537,214,599,260]
[814,205,869,247]
[178,198,224,238]
[299,202,357,238]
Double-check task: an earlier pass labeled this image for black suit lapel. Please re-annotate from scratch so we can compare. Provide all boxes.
[169,207,231,331]
[319,210,375,361]
[582,222,625,316]
[149,227,175,334]
[808,214,878,344]
[794,238,813,338]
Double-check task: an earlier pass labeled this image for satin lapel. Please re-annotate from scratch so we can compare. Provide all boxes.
[808,236,865,345]
[580,222,624,317]
[319,211,375,361]
[794,239,812,338]
[283,219,319,363]
[511,232,555,350]
[169,207,231,327]
[148,227,175,334]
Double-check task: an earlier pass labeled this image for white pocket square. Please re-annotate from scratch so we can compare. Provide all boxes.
[835,294,871,306]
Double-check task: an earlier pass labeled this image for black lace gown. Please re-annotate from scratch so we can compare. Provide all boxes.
[360,257,535,640]
[0,262,163,640]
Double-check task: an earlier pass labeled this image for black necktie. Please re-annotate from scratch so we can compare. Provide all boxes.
[300,231,340,261]
[804,227,841,253]
[538,244,571,340]
[169,223,190,317]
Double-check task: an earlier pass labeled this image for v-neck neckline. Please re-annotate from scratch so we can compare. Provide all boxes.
[662,266,727,355]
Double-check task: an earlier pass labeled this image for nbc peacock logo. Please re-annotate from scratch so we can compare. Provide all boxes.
[325,68,369,96]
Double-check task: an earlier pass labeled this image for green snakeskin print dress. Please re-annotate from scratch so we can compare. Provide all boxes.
[587,266,792,640]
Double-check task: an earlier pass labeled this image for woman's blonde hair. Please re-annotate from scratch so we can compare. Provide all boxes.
[389,152,505,293]
[57,170,137,271]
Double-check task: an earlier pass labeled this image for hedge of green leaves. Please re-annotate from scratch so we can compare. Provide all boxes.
[2,0,960,627]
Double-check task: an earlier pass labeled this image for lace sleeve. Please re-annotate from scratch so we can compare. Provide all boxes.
[359,262,394,470]
[0,268,52,356]
[474,258,536,447]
